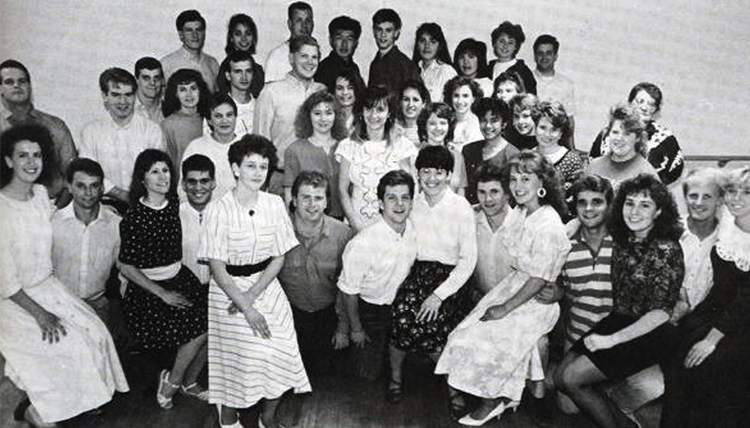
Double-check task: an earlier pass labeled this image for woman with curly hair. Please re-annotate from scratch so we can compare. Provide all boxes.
[488,21,536,94]
[443,76,484,151]
[555,173,684,428]
[435,150,571,425]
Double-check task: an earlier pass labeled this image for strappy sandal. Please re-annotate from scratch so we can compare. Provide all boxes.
[447,390,467,422]
[180,382,209,401]
[386,379,403,404]
[157,369,180,409]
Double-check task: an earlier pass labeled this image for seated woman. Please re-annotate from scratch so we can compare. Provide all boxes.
[0,125,128,427]
[336,86,416,231]
[555,174,684,428]
[660,166,750,428]
[161,69,211,167]
[435,150,570,426]
[284,90,347,218]
[493,71,525,104]
[411,23,456,103]
[504,94,539,151]
[589,82,684,186]
[462,97,520,204]
[119,149,208,409]
[390,145,476,405]
[443,76,484,151]
[586,103,660,189]
[453,38,494,100]
[487,21,536,94]
[416,102,467,194]
[395,79,430,147]
[201,135,310,428]
[534,100,583,197]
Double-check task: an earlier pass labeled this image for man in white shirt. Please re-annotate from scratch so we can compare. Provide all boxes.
[338,170,417,380]
[161,9,220,92]
[254,35,326,195]
[79,68,164,203]
[533,34,576,149]
[133,57,164,124]
[180,154,216,286]
[264,1,314,83]
[52,158,120,326]
[223,50,256,135]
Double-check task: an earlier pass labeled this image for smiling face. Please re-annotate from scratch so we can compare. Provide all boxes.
[457,52,479,78]
[232,153,269,191]
[493,33,517,61]
[575,190,609,229]
[102,81,135,121]
[363,100,389,134]
[534,43,557,72]
[137,68,163,100]
[231,23,254,52]
[452,84,475,115]
[182,170,215,209]
[513,107,535,136]
[479,111,504,141]
[209,103,237,138]
[417,32,439,62]
[1,67,31,105]
[379,183,412,228]
[685,181,722,223]
[509,169,542,211]
[143,161,171,197]
[5,140,42,185]
[401,87,425,121]
[176,81,200,111]
[723,183,750,220]
[477,180,509,217]
[418,167,450,198]
[331,29,358,59]
[69,171,104,210]
[290,43,319,80]
[310,101,335,135]
[373,22,399,51]
[535,116,563,148]
[495,81,519,103]
[622,191,661,239]
[179,21,206,52]
[608,120,638,161]
[631,90,658,123]
[294,184,327,223]
[334,77,356,108]
[426,113,450,145]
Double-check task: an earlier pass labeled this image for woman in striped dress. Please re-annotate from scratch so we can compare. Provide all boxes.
[200,134,310,428]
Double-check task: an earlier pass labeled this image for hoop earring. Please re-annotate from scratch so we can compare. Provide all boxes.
[537,187,547,198]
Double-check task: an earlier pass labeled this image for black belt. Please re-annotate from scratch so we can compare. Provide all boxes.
[226,258,272,277]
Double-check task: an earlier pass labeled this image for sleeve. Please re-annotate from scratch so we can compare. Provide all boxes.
[392,136,418,162]
[519,213,572,281]
[432,201,478,300]
[516,62,537,95]
[198,202,228,262]
[50,118,77,178]
[149,121,167,151]
[111,216,122,266]
[649,135,684,185]
[334,138,354,163]
[250,63,265,99]
[0,211,22,299]
[161,120,178,165]
[589,131,604,159]
[271,196,299,257]
[283,143,301,187]
[118,212,144,266]
[336,236,369,296]
[453,150,468,188]
[646,241,685,313]
[253,86,274,139]
[79,123,115,192]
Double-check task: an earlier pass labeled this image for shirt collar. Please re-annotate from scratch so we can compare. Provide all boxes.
[58,202,107,224]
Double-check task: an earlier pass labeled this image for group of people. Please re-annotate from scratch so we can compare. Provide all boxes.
[1,3,747,428]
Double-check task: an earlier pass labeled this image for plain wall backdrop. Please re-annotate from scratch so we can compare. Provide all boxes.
[1,0,748,155]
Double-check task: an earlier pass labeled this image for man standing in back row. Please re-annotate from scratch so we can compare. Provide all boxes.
[161,9,220,92]
[367,8,421,96]
[264,2,314,83]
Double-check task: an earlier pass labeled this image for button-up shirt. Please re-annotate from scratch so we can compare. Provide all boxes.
[254,72,326,168]
[679,221,719,308]
[368,46,421,95]
[51,203,120,300]
[264,40,291,83]
[134,96,164,124]
[279,215,353,312]
[1,101,77,199]
[338,217,417,305]
[180,201,210,284]
[161,46,220,92]
[314,52,365,91]
[474,208,514,292]
[79,113,165,192]
[533,69,576,116]
[419,60,457,103]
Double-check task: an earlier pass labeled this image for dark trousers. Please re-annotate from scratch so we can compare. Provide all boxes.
[351,299,392,381]
[291,304,337,376]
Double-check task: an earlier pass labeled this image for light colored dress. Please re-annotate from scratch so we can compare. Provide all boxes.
[435,205,571,400]
[0,185,129,422]
[335,136,417,228]
[199,191,310,408]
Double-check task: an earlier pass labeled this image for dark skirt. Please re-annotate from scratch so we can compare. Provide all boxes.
[571,312,675,381]
[123,265,208,350]
[390,260,468,355]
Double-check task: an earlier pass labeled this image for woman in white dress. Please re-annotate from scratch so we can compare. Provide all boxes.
[0,124,128,427]
[435,150,571,426]
[336,86,417,231]
[200,134,310,428]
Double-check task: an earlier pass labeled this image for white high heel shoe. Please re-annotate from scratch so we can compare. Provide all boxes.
[458,400,519,426]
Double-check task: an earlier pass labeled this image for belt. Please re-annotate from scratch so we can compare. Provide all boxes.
[226,258,272,276]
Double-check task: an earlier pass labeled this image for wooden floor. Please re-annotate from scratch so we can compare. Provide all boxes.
[0,348,663,428]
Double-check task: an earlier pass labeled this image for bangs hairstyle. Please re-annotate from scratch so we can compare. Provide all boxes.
[295,90,348,140]
[372,8,402,30]
[329,15,362,39]
[681,167,725,197]
[493,71,526,97]
[472,97,510,124]
[443,76,483,111]
[608,173,682,246]
[536,100,571,148]
[332,68,365,106]
[129,149,177,205]
[377,169,415,200]
[228,134,278,184]
[290,170,330,213]
[721,165,750,192]
[453,38,490,79]
[162,68,211,118]
[417,102,456,143]
[416,145,454,173]
[0,124,55,188]
[181,154,215,179]
[628,82,663,113]
[412,23,453,65]
[353,86,395,142]
[569,174,614,216]
[225,13,259,54]
[491,21,526,56]
[501,150,567,217]
[605,103,648,157]
[397,79,431,123]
